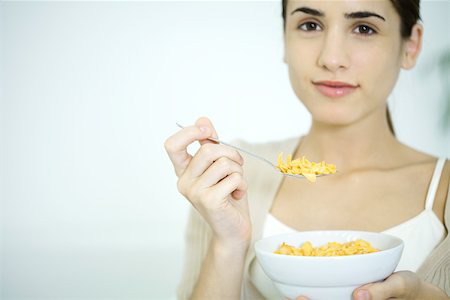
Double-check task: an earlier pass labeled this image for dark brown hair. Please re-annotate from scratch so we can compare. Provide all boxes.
[281,0,421,134]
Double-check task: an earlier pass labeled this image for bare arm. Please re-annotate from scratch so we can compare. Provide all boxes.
[190,238,249,300]
[165,117,252,299]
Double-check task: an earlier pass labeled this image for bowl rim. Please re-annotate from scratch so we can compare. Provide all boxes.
[254,230,404,260]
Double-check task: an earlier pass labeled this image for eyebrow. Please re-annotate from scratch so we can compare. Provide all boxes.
[291,6,386,22]
[345,11,385,21]
[290,7,324,17]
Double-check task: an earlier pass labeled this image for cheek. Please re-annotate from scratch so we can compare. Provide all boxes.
[287,62,312,105]
[353,47,402,99]
[285,44,315,93]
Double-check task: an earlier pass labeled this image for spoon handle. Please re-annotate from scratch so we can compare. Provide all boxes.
[175,123,277,169]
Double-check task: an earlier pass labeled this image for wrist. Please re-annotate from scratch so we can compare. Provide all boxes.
[211,236,251,258]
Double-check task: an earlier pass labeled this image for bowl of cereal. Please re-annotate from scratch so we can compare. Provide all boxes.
[254,231,403,300]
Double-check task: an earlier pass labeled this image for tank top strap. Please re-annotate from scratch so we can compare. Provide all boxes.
[424,157,446,210]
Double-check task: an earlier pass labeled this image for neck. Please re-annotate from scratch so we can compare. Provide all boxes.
[295,111,400,172]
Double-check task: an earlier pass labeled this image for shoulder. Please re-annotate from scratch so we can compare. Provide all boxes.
[412,153,449,225]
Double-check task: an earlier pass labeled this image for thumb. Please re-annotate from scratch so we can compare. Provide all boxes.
[195,116,218,145]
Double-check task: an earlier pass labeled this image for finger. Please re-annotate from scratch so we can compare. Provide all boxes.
[164,125,212,176]
[183,157,246,202]
[352,288,372,300]
[212,172,247,201]
[195,116,219,145]
[227,176,248,201]
[199,156,244,187]
[177,157,244,203]
[231,189,246,200]
[187,143,244,178]
[353,272,412,300]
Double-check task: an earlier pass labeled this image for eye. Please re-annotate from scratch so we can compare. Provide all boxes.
[353,24,376,35]
[298,21,322,32]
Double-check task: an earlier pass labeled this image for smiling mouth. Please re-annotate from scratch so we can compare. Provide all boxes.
[313,81,359,98]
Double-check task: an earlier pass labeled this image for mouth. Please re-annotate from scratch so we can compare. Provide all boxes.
[312,80,359,98]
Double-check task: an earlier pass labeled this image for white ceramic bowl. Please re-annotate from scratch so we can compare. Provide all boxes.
[254,231,404,300]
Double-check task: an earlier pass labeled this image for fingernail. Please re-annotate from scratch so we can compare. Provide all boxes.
[356,290,370,300]
[199,126,210,134]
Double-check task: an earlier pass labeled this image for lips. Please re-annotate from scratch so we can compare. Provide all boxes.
[313,80,359,98]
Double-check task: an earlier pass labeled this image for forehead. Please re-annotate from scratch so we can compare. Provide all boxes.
[286,0,396,16]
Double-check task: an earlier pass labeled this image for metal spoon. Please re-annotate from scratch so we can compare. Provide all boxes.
[176,123,329,180]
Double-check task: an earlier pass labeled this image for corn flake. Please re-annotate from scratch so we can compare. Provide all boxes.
[274,240,380,256]
[276,153,337,182]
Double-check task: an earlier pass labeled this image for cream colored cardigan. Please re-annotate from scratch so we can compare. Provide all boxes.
[177,138,450,299]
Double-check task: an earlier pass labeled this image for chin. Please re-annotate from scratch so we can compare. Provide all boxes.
[309,107,359,127]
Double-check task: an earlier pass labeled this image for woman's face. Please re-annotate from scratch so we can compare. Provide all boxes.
[284,0,414,127]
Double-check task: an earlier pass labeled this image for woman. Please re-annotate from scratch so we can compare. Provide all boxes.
[165,0,450,299]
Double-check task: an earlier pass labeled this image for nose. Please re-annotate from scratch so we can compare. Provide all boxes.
[317,30,350,73]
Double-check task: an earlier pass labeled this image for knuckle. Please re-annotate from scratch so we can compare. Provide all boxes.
[216,157,232,170]
[176,177,187,196]
[163,138,174,153]
[237,164,244,175]
[178,178,204,204]
[230,171,244,183]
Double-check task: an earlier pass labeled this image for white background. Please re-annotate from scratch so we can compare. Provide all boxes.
[1,1,449,299]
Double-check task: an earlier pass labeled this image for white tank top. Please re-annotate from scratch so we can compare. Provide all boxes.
[249,158,447,300]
